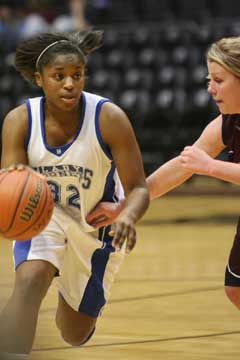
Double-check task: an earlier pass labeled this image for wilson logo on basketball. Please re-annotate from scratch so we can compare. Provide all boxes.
[20,180,42,222]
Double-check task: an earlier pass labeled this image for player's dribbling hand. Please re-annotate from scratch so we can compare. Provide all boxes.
[0,164,45,180]
[0,163,26,173]
[109,215,136,254]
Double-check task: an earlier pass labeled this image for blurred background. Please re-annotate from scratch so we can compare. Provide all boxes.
[1,0,240,176]
[1,5,240,357]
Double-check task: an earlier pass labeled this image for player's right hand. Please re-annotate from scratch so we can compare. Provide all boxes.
[0,164,45,179]
[0,164,26,173]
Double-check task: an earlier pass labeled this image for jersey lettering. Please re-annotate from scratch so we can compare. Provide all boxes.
[34,165,93,190]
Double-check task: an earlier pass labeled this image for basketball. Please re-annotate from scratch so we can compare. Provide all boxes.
[0,169,54,241]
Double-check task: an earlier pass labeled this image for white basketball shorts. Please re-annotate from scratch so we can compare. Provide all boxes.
[13,206,125,317]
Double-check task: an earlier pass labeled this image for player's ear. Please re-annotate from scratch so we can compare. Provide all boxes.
[34,72,43,87]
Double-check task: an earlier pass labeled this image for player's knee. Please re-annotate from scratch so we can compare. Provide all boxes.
[60,326,95,347]
[225,286,240,309]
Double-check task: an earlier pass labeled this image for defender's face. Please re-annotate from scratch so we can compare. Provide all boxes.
[35,53,85,111]
[207,60,240,114]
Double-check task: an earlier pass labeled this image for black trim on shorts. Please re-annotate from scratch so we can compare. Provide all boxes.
[225,266,240,287]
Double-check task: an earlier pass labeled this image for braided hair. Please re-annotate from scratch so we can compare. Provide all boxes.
[15,29,103,84]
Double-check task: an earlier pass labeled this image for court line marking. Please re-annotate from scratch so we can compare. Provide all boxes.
[108,286,222,304]
[116,277,222,282]
[39,286,222,314]
[139,213,238,225]
[32,330,240,352]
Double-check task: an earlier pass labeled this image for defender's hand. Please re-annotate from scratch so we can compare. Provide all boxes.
[179,146,213,175]
[86,201,124,228]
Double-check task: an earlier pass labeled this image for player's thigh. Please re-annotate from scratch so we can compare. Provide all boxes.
[14,260,57,303]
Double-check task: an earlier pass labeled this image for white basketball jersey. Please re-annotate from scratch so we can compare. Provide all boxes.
[25,91,124,231]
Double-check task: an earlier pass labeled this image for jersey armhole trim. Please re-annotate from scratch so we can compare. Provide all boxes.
[24,99,32,151]
[221,114,228,146]
[95,99,112,160]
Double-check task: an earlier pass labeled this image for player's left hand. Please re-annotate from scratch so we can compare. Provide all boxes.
[179,146,213,175]
[109,214,136,254]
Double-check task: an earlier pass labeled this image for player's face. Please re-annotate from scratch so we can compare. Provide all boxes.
[35,53,85,111]
[207,60,240,114]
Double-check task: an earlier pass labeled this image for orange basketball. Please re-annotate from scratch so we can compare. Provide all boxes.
[0,169,54,241]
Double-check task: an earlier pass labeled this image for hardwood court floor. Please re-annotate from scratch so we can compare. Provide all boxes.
[1,194,240,359]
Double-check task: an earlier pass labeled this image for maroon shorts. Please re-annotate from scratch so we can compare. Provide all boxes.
[225,217,240,286]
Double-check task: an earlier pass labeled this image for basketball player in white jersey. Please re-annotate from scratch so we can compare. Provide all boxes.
[0,30,149,359]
